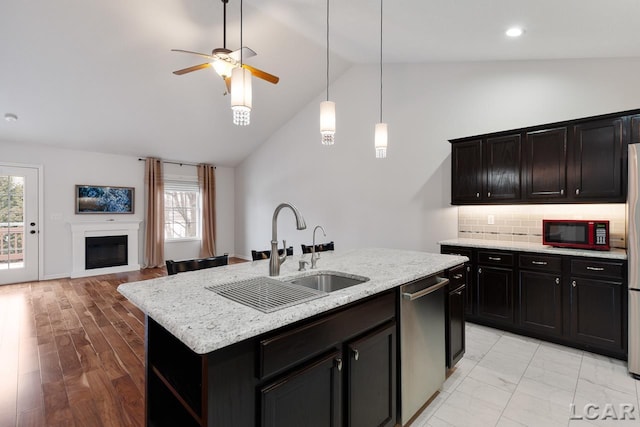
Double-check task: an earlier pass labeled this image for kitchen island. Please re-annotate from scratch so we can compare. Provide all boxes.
[118,248,467,427]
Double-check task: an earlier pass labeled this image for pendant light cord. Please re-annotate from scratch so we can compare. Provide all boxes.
[326,0,330,101]
[240,0,244,65]
[379,0,383,123]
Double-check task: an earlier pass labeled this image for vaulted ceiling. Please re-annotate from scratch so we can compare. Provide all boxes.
[1,0,639,166]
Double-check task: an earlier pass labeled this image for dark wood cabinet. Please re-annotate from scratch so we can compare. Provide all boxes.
[346,322,396,427]
[450,109,639,205]
[146,291,398,427]
[441,245,627,359]
[570,118,625,201]
[451,140,483,203]
[485,134,521,201]
[569,259,626,355]
[476,252,514,326]
[446,265,466,369]
[440,246,474,317]
[261,351,342,427]
[523,128,567,200]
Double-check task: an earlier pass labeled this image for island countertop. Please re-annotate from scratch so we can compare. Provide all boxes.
[118,248,467,354]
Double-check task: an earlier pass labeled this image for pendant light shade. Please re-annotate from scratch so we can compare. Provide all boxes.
[320,0,335,145]
[231,67,252,126]
[320,100,335,145]
[375,0,387,158]
[375,122,388,158]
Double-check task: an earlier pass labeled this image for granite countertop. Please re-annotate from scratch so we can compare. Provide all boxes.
[118,248,467,354]
[438,238,627,260]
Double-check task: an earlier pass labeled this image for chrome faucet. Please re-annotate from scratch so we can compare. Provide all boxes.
[269,203,307,276]
[310,225,326,269]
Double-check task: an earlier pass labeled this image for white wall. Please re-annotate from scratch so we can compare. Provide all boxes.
[234,57,640,259]
[0,141,235,279]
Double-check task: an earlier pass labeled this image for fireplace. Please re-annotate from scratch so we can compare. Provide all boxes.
[70,220,141,278]
[85,235,128,270]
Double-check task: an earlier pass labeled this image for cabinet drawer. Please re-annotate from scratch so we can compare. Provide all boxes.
[441,246,473,260]
[478,251,514,267]
[570,259,624,279]
[259,292,395,380]
[448,264,466,290]
[519,254,562,272]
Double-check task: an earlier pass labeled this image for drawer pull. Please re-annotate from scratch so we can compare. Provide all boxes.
[488,256,501,261]
[335,358,343,371]
[532,261,547,265]
[353,349,359,361]
[453,273,463,279]
[586,266,604,271]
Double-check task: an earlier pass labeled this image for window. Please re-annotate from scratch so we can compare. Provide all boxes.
[164,179,201,241]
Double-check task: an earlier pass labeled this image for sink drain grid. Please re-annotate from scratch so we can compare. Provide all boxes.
[206,277,327,313]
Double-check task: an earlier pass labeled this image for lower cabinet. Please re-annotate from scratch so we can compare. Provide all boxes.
[146,291,398,427]
[446,264,466,369]
[261,350,342,427]
[440,245,627,359]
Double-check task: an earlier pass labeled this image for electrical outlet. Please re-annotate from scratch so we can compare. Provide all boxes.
[487,215,495,225]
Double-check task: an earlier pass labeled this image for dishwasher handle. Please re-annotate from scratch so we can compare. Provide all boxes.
[402,277,449,301]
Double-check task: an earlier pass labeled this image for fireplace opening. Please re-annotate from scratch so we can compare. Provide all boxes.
[85,235,128,270]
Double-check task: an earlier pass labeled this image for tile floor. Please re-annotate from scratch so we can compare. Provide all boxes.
[413,323,640,427]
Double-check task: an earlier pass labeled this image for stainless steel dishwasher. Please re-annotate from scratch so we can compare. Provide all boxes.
[400,274,449,425]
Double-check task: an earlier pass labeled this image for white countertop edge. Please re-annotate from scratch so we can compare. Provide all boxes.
[438,238,627,260]
[118,248,467,354]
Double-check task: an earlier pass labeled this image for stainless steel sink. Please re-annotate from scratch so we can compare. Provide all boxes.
[286,271,369,292]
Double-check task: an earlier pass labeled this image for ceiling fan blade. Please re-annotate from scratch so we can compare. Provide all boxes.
[173,63,212,75]
[171,49,216,60]
[241,64,279,84]
[229,47,257,62]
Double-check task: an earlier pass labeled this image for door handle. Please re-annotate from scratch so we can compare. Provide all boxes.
[353,349,359,361]
[335,358,343,371]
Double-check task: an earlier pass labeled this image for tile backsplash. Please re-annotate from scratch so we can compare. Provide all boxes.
[458,204,626,248]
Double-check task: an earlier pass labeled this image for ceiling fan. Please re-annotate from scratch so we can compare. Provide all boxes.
[171,0,279,94]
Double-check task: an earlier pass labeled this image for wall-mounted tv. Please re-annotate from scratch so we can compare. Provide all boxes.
[76,185,135,214]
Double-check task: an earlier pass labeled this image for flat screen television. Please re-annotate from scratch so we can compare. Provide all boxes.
[76,185,134,214]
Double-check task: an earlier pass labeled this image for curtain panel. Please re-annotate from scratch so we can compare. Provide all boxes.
[198,164,217,258]
[143,158,165,268]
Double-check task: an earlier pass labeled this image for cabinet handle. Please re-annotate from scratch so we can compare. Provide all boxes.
[476,192,480,198]
[488,256,501,261]
[455,289,463,295]
[586,266,604,271]
[576,189,580,195]
[335,358,343,371]
[488,192,491,198]
[555,278,560,285]
[478,268,482,274]
[572,280,577,288]
[532,261,547,265]
[560,189,564,195]
[453,273,463,279]
[353,349,359,361]
[467,266,471,272]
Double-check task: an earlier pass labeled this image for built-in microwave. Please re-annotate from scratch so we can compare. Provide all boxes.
[542,220,610,250]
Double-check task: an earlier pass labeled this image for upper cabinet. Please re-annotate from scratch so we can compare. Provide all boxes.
[450,109,637,205]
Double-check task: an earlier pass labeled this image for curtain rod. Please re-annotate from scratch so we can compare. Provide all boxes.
[137,158,216,168]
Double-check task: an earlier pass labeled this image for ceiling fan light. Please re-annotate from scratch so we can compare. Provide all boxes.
[212,60,234,78]
[231,67,252,126]
[320,101,335,145]
[375,123,388,158]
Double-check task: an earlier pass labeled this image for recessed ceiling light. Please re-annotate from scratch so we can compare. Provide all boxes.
[506,27,524,38]
[4,113,18,122]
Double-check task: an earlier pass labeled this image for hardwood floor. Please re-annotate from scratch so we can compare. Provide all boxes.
[0,258,246,427]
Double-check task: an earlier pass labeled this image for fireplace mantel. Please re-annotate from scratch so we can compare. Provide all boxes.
[69,220,142,278]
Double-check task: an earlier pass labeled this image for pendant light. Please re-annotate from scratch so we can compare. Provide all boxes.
[231,0,252,126]
[320,0,335,145]
[375,0,388,158]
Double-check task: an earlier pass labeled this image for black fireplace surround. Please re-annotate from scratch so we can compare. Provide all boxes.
[85,235,128,270]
